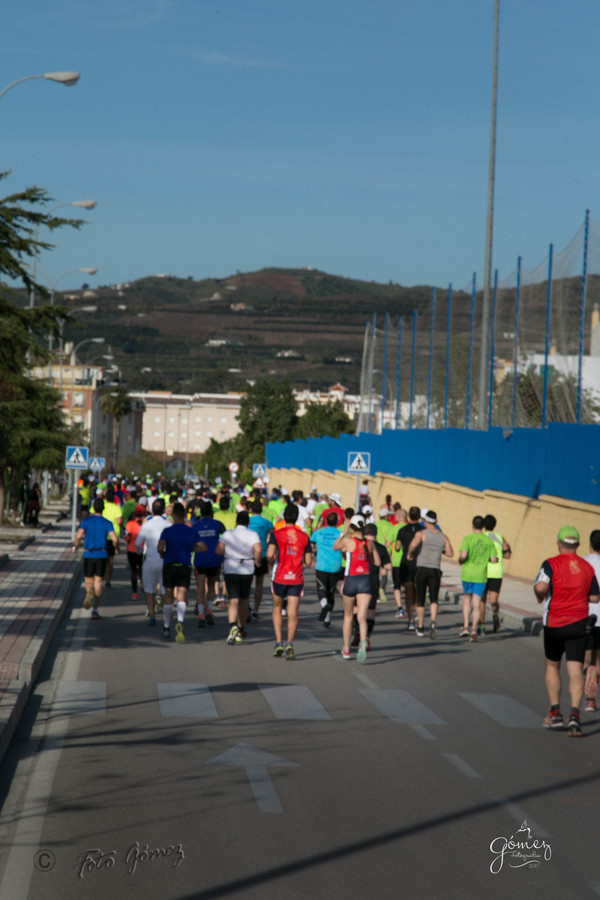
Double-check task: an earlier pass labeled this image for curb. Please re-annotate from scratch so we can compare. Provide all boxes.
[0,555,82,764]
[443,589,543,636]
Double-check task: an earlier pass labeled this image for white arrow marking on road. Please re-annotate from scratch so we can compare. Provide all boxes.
[205,743,299,813]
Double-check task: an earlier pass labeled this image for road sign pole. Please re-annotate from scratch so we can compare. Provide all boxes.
[71,479,78,540]
[355,475,360,513]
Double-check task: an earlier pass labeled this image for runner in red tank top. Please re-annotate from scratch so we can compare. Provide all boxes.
[334,515,380,663]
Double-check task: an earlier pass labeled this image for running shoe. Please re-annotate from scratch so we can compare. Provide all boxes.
[543,708,564,729]
[323,613,331,629]
[251,610,260,622]
[407,621,415,631]
[319,603,332,622]
[585,697,596,712]
[162,625,170,639]
[459,628,470,637]
[416,625,425,637]
[340,647,351,660]
[378,588,387,604]
[205,612,215,627]
[394,608,404,619]
[246,610,252,623]
[91,609,101,620]
[131,592,138,600]
[492,613,500,633]
[585,665,598,700]
[357,640,368,664]
[568,713,582,738]
[477,623,485,636]
[148,616,156,627]
[226,624,239,645]
[197,614,206,628]
[285,643,295,660]
[430,623,437,639]
[104,582,111,589]
[273,642,284,657]
[234,628,247,644]
[83,589,93,610]
[470,631,477,642]
[175,623,185,643]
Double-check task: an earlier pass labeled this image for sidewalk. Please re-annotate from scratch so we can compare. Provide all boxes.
[0,520,542,764]
[440,558,543,635]
[0,513,81,761]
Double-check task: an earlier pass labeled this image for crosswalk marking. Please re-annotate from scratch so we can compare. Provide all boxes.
[459,693,540,728]
[157,683,218,718]
[258,684,331,720]
[359,689,446,726]
[442,752,482,779]
[55,681,106,716]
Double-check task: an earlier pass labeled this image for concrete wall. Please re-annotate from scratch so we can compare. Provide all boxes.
[268,467,600,582]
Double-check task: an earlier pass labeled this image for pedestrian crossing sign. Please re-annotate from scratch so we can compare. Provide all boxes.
[253,463,267,478]
[89,457,105,471]
[347,451,371,474]
[65,445,89,469]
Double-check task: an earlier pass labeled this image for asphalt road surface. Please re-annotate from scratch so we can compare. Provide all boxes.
[1,568,600,900]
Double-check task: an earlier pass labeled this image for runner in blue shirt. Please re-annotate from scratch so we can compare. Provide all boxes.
[157,502,206,642]
[73,497,118,620]
[191,500,226,627]
[248,499,274,620]
[311,512,344,628]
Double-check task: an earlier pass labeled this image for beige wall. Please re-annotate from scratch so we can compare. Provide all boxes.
[267,467,600,581]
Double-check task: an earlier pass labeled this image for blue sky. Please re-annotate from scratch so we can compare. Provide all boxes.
[2,0,600,293]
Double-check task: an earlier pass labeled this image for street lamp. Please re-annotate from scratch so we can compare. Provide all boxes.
[30,201,97,307]
[41,267,98,361]
[70,337,105,423]
[0,71,80,103]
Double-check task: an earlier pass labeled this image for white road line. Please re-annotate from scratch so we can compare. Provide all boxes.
[258,684,331,720]
[358,689,446,726]
[494,797,550,837]
[442,752,482,778]
[0,609,89,900]
[411,725,437,740]
[157,683,219,717]
[353,671,379,690]
[459,692,540,728]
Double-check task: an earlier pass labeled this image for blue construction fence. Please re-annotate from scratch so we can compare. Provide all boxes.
[266,424,600,506]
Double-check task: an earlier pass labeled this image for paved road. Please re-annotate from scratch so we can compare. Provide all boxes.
[0,556,599,899]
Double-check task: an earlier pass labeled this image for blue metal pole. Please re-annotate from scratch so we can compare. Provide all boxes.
[367,312,376,433]
[380,312,389,431]
[465,272,476,429]
[409,310,416,429]
[511,257,521,428]
[394,317,402,428]
[427,288,435,428]
[487,269,498,429]
[444,284,452,429]
[541,245,553,428]
[576,209,590,423]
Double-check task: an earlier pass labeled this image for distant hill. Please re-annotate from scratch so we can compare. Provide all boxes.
[58,268,439,394]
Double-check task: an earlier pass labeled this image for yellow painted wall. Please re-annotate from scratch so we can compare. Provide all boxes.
[268,467,600,580]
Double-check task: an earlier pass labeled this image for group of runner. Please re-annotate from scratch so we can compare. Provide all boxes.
[73,477,514,662]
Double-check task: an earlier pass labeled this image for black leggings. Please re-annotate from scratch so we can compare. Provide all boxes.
[127,551,143,592]
[415,567,441,607]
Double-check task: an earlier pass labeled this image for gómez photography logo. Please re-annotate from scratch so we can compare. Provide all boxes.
[489,820,552,874]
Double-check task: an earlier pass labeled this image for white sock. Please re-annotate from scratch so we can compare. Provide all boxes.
[177,600,186,623]
[163,604,173,628]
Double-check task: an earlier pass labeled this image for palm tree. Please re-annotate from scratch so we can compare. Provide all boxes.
[100,385,132,471]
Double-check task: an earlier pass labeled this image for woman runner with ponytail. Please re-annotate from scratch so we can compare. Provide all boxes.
[333,514,380,663]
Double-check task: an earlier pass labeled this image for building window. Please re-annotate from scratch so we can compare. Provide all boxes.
[154,416,161,423]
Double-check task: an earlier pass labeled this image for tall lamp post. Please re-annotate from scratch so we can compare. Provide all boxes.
[0,71,80,103]
[69,337,105,424]
[30,201,97,307]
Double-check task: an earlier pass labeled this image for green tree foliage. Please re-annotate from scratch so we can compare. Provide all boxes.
[294,400,355,439]
[100,385,133,471]
[0,173,83,521]
[237,379,298,462]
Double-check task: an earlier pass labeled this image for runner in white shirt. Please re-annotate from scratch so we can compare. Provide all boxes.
[135,498,168,626]
[216,511,262,645]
